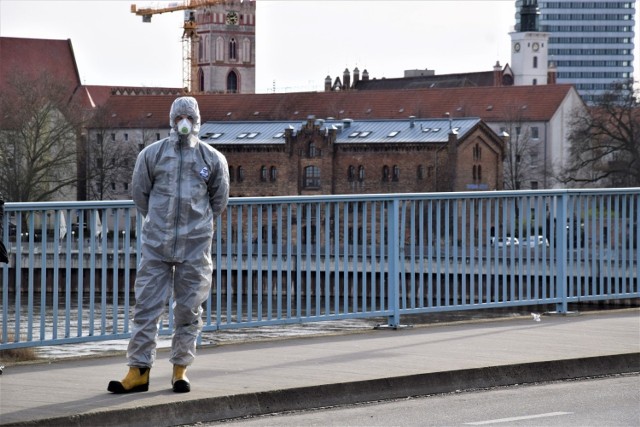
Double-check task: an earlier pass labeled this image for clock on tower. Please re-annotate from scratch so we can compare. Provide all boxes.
[226,11,239,25]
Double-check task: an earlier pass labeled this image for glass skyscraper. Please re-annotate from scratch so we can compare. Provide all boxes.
[515,0,636,103]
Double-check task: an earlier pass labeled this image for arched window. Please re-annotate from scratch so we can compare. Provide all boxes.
[270,166,277,182]
[358,165,365,181]
[237,166,245,182]
[473,165,477,181]
[241,38,251,63]
[533,56,538,68]
[304,166,320,188]
[308,142,317,158]
[229,166,235,182]
[198,69,205,93]
[229,38,237,60]
[347,165,355,181]
[260,166,267,182]
[392,165,400,182]
[382,165,389,182]
[226,71,238,93]
[478,165,482,181]
[215,37,224,61]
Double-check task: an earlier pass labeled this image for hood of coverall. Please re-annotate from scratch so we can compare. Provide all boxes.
[169,96,201,135]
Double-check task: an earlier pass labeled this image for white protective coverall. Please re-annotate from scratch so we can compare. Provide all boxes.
[128,96,229,368]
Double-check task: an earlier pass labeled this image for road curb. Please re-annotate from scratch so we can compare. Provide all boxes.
[5,352,638,427]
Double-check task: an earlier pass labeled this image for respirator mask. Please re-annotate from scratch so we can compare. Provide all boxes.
[177,118,192,136]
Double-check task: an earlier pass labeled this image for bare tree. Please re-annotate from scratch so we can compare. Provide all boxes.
[0,71,86,202]
[562,80,639,187]
[84,106,143,200]
[500,105,542,190]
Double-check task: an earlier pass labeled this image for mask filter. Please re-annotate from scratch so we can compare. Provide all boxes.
[177,118,192,135]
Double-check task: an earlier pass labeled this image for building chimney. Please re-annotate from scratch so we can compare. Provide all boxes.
[493,61,503,87]
[325,75,332,91]
[409,115,415,128]
[353,67,360,87]
[547,61,557,85]
[362,69,369,81]
[343,68,351,90]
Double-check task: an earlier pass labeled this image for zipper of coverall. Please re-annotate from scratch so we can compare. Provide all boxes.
[172,141,184,258]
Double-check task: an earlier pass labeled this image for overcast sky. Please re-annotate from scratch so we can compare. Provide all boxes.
[1,1,638,93]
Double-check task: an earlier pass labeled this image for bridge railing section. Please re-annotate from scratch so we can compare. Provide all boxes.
[1,189,638,350]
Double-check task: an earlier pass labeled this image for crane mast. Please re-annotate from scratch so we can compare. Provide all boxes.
[130,0,225,93]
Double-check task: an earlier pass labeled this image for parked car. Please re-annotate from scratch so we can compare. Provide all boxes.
[521,235,550,248]
[491,236,519,248]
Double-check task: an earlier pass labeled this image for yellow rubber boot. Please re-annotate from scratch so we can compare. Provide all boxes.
[172,364,190,393]
[107,367,150,394]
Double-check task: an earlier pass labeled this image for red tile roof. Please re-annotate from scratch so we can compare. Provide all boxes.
[0,37,81,97]
[97,84,580,129]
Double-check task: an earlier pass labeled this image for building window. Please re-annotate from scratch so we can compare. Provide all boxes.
[358,165,365,182]
[533,56,538,68]
[531,126,539,139]
[229,166,235,182]
[96,134,103,145]
[270,166,277,181]
[123,182,129,191]
[308,142,319,158]
[382,165,390,182]
[473,143,482,161]
[260,166,267,182]
[477,165,482,181]
[303,166,320,188]
[156,133,161,140]
[532,78,538,85]
[229,38,237,60]
[417,165,424,180]
[124,133,129,141]
[473,165,477,181]
[111,133,116,142]
[347,165,355,182]
[531,181,539,190]
[392,165,400,182]
[237,166,245,182]
[226,71,238,93]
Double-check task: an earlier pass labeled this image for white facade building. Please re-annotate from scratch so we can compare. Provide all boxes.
[515,0,636,103]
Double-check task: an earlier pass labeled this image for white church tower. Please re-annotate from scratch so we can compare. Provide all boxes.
[509,0,551,86]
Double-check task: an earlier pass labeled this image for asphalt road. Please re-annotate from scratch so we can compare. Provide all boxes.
[202,374,640,427]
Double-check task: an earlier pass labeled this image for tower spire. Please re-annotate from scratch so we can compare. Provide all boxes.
[520,0,540,32]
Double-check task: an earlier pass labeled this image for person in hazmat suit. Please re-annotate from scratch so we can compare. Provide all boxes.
[108,96,229,394]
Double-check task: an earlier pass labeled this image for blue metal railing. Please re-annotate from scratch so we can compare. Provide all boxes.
[1,189,638,350]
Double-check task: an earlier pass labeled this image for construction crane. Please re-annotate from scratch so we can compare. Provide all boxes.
[130,0,225,93]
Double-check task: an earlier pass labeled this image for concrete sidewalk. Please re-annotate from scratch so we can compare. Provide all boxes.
[1,309,639,427]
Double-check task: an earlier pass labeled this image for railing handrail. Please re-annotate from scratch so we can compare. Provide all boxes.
[2,189,639,350]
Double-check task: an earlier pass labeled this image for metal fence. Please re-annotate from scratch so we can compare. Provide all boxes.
[1,189,639,350]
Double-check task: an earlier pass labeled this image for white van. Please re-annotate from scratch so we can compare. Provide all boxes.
[521,235,549,248]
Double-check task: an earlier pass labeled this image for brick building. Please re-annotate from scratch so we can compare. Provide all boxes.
[115,115,504,199]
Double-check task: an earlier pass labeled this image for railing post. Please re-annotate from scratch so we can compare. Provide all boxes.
[386,199,401,328]
[555,192,569,313]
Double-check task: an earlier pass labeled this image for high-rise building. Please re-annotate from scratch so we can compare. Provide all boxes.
[515,0,636,103]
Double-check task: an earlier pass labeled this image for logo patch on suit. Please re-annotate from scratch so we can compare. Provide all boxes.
[199,167,210,179]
